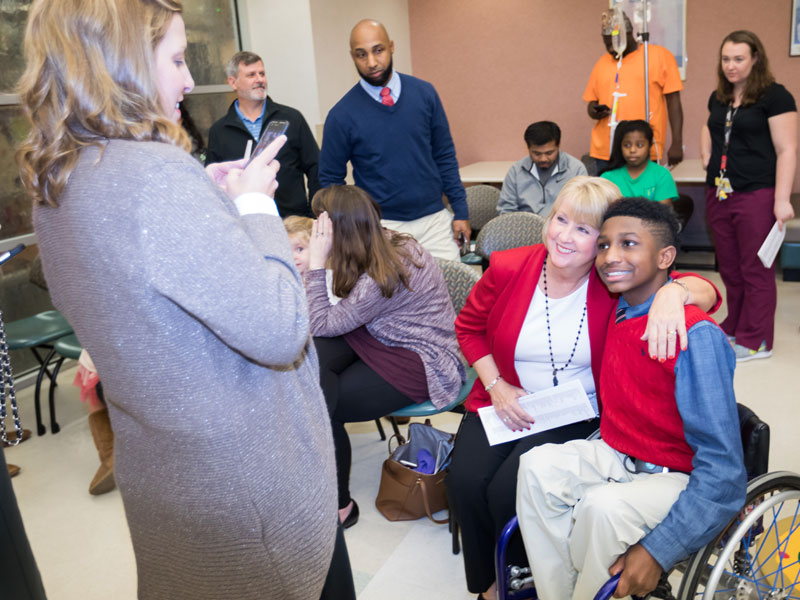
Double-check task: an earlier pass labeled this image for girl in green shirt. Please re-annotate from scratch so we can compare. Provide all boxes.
[601,120,679,206]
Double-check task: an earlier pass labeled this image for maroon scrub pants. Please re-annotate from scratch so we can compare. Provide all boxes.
[705,186,776,351]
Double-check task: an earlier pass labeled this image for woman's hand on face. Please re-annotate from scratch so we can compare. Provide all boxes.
[642,281,688,361]
[223,135,286,199]
[309,211,333,270]
[490,379,534,431]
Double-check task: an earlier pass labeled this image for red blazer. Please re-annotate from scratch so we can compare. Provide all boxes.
[455,245,616,413]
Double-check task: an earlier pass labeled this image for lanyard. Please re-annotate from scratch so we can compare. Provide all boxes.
[720,104,738,174]
[715,104,738,200]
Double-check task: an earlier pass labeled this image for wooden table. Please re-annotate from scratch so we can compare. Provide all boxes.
[459,161,514,184]
[668,158,706,184]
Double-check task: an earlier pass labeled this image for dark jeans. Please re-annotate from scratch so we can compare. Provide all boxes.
[319,523,356,600]
[446,412,600,593]
[314,336,414,508]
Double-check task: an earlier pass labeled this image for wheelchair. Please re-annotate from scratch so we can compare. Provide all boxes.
[495,403,800,600]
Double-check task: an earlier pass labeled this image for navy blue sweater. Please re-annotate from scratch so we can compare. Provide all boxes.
[319,74,467,221]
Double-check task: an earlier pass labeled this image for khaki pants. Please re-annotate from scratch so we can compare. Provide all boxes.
[381,208,459,261]
[516,439,688,600]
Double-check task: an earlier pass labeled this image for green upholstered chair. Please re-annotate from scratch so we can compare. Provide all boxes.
[6,256,74,434]
[474,212,545,271]
[6,310,73,435]
[43,334,85,434]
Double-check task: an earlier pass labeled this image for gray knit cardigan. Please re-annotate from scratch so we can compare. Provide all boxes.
[34,140,337,599]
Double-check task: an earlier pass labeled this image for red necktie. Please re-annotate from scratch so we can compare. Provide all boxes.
[380,87,394,106]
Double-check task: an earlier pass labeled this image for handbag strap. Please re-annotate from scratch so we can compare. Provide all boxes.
[0,309,24,446]
[387,432,405,455]
[416,478,449,524]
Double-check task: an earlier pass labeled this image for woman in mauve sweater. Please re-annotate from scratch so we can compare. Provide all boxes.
[307,185,464,529]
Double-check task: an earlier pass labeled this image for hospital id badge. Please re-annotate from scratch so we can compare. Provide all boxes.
[715,176,733,201]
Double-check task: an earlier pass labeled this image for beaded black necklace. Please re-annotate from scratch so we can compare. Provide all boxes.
[542,256,588,386]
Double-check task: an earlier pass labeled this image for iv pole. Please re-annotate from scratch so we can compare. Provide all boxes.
[641,0,650,127]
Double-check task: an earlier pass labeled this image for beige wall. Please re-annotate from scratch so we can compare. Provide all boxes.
[239,0,321,130]
[239,0,411,134]
[408,0,800,189]
[310,0,412,129]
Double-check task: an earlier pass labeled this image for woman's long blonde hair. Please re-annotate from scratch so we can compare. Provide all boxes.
[16,0,190,207]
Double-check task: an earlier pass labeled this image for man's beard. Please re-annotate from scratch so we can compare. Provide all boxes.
[243,85,267,102]
[360,57,393,88]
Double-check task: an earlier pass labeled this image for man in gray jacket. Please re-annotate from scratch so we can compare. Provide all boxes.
[497,121,587,216]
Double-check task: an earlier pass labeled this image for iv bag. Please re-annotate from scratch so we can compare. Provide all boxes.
[610,7,627,58]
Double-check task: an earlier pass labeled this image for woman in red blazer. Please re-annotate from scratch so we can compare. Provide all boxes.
[447,177,719,600]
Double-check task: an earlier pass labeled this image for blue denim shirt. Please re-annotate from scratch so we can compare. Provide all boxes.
[617,289,746,570]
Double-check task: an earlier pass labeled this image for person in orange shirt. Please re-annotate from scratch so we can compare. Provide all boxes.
[584,10,684,172]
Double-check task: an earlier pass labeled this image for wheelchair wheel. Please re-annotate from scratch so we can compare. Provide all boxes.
[677,471,800,600]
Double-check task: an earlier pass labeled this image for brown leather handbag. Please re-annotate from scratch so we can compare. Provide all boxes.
[375,420,453,523]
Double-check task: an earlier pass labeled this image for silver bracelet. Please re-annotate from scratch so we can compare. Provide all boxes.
[670,278,690,301]
[484,375,502,393]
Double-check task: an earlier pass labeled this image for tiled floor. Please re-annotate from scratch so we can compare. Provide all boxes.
[4,270,800,599]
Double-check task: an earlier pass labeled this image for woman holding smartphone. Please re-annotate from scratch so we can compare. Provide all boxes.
[17,0,353,598]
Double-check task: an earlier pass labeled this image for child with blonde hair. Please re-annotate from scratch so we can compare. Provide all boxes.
[284,215,314,276]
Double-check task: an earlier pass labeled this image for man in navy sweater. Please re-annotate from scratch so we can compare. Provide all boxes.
[318,19,469,261]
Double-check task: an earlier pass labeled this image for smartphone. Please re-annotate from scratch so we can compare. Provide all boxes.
[247,120,289,166]
[0,243,24,267]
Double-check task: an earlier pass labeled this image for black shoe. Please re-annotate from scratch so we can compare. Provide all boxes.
[342,500,359,529]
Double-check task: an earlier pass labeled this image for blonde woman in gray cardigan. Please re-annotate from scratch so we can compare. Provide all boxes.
[308,185,465,529]
[17,1,353,598]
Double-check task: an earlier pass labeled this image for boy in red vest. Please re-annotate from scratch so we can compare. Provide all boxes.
[516,198,745,600]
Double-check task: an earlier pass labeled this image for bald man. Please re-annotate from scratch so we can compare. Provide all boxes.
[318,19,469,261]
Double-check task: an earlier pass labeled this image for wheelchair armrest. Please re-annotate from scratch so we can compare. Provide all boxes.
[738,403,770,479]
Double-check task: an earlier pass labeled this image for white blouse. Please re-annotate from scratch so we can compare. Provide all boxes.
[514,278,598,414]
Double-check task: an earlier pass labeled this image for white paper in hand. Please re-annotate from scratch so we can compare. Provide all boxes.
[477,380,596,446]
[757,221,786,269]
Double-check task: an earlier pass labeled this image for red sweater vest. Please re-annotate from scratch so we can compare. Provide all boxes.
[599,305,715,473]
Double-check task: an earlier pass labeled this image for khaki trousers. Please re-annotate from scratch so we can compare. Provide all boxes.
[516,439,688,600]
[381,208,460,261]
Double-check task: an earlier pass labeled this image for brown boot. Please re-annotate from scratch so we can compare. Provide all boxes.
[7,464,20,478]
[88,407,115,495]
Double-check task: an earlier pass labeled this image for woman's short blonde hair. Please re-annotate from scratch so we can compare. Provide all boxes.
[543,176,622,232]
[16,0,189,207]
[284,216,313,241]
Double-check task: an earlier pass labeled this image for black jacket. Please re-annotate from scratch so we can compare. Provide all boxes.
[206,97,320,217]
